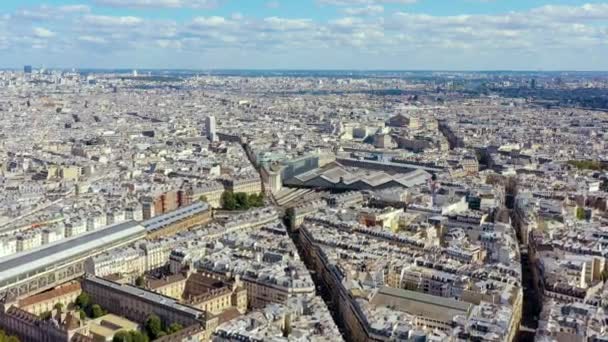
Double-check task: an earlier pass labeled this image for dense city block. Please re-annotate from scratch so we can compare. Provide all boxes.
[0,69,606,342]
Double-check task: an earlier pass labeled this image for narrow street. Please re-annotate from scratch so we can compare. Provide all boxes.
[517,242,541,342]
[506,180,541,342]
[287,227,350,341]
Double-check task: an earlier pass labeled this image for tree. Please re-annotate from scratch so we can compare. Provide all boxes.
[113,331,133,342]
[135,276,145,287]
[576,207,587,221]
[129,331,149,342]
[235,192,249,210]
[145,314,162,339]
[79,310,86,320]
[249,193,264,208]
[221,191,237,210]
[166,323,183,334]
[601,180,608,192]
[199,195,208,203]
[91,304,104,318]
[568,160,605,171]
[54,302,64,312]
[76,293,91,309]
[0,331,17,342]
[40,311,52,320]
[222,192,265,211]
[0,331,19,342]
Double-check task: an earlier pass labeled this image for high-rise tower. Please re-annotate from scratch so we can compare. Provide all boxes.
[205,116,217,142]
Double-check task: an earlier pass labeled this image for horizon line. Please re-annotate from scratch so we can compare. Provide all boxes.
[3,67,608,73]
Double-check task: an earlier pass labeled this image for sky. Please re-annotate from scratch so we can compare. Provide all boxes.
[0,0,607,70]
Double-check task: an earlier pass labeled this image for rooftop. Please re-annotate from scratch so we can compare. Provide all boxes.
[85,275,204,319]
[0,221,145,286]
[142,202,209,232]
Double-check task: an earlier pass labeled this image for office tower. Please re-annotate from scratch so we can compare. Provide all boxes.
[24,65,32,74]
[205,116,217,142]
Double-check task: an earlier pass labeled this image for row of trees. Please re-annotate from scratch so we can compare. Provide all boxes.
[75,292,107,319]
[144,313,183,339]
[113,331,148,342]
[40,302,66,320]
[39,295,182,341]
[76,297,182,341]
[79,307,183,341]
[220,192,264,211]
[40,294,105,321]
[568,160,608,171]
[0,331,19,342]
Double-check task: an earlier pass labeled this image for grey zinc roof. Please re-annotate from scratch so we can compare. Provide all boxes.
[293,163,430,189]
[142,202,209,232]
[85,275,203,318]
[0,221,145,285]
[370,286,472,323]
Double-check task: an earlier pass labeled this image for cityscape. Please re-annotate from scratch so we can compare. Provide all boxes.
[1,1,608,342]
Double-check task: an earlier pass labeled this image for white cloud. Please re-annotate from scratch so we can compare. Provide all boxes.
[15,9,53,21]
[3,2,608,69]
[156,39,182,49]
[319,0,416,5]
[329,17,363,27]
[33,27,55,38]
[262,17,314,31]
[58,5,91,13]
[93,0,217,9]
[14,5,90,21]
[83,15,143,27]
[531,3,608,21]
[342,5,384,16]
[192,16,228,28]
[78,35,107,44]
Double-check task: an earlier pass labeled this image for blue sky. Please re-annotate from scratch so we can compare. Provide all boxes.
[0,0,607,70]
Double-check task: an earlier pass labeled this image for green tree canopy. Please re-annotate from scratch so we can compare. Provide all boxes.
[568,160,607,171]
[113,331,133,342]
[235,192,249,209]
[221,192,264,211]
[249,193,264,207]
[145,314,163,339]
[166,323,183,334]
[135,276,145,287]
[75,293,91,308]
[129,331,149,342]
[0,331,20,342]
[576,207,587,221]
[91,304,104,318]
[221,191,237,210]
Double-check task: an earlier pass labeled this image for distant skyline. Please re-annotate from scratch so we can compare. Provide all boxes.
[1,0,608,70]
